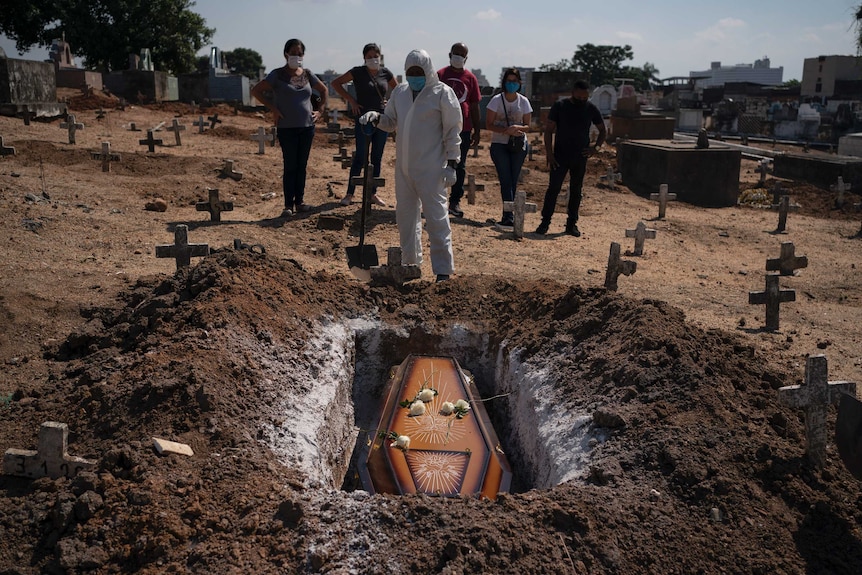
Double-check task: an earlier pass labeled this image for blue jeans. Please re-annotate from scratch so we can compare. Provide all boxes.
[277,126,315,209]
[540,154,588,225]
[448,130,473,206]
[489,141,528,220]
[347,123,389,196]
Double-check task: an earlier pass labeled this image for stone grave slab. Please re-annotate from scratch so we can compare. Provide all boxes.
[502,191,537,239]
[748,273,795,331]
[90,141,121,172]
[604,242,636,291]
[195,188,233,222]
[3,421,96,479]
[155,224,209,269]
[649,184,677,219]
[625,221,656,256]
[59,114,84,144]
[766,242,808,276]
[617,139,740,207]
[609,113,675,143]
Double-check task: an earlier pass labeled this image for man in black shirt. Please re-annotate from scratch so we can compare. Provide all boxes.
[535,80,606,236]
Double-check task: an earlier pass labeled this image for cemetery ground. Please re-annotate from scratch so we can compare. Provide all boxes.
[0,91,861,574]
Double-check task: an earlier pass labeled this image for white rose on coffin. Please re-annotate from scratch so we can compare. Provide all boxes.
[394,435,410,451]
[440,401,455,416]
[409,401,426,416]
[454,399,470,412]
[418,389,436,402]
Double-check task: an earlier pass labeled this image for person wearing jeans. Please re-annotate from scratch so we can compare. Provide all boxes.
[485,67,532,230]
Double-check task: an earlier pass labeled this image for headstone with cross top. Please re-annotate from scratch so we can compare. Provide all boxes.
[0,136,15,157]
[831,176,852,208]
[193,115,207,133]
[624,221,657,256]
[60,114,84,144]
[466,174,485,205]
[3,421,97,479]
[778,354,856,467]
[766,241,808,276]
[139,129,163,153]
[649,184,677,219]
[748,273,795,331]
[503,191,538,239]
[90,141,121,172]
[155,224,210,269]
[604,242,637,291]
[251,127,269,154]
[196,188,234,222]
[167,119,187,146]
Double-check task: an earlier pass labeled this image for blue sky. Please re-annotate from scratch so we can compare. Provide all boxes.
[2,0,860,84]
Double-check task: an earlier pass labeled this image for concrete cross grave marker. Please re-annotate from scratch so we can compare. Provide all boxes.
[600,166,622,189]
[193,115,207,133]
[466,174,485,205]
[251,126,269,154]
[221,159,243,181]
[59,114,84,144]
[649,184,677,219]
[604,241,637,291]
[207,114,222,129]
[139,130,163,153]
[333,146,351,163]
[756,159,770,185]
[0,136,15,157]
[3,421,96,479]
[350,163,386,206]
[267,126,277,146]
[167,119,186,146]
[778,354,857,467]
[471,141,484,158]
[831,176,852,208]
[503,190,538,239]
[771,195,799,233]
[21,107,34,126]
[95,108,106,120]
[624,221,657,256]
[340,152,355,170]
[196,188,234,222]
[771,182,784,205]
[128,122,141,132]
[155,224,209,269]
[766,241,808,276]
[748,273,795,331]
[90,141,121,172]
[370,247,422,285]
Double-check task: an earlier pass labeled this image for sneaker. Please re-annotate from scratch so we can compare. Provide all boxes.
[295,203,311,213]
[535,222,549,235]
[280,208,293,218]
[565,223,581,237]
[371,194,387,207]
[436,274,450,283]
[448,203,464,218]
[340,195,353,206]
[494,220,514,232]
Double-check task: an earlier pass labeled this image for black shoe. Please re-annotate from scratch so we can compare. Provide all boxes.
[436,274,450,282]
[494,219,514,232]
[448,204,464,218]
[565,223,581,237]
[535,222,549,235]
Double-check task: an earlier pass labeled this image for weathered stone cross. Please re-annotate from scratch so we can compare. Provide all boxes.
[196,188,234,222]
[193,115,207,133]
[370,247,422,285]
[0,136,15,157]
[221,159,243,181]
[604,241,637,291]
[600,166,622,189]
[207,113,222,129]
[771,181,784,205]
[748,273,795,331]
[766,241,808,276]
[466,174,485,205]
[90,141,121,172]
[340,152,355,170]
[624,221,657,256]
[756,159,770,185]
[60,114,84,144]
[332,146,351,163]
[139,129,163,153]
[503,190,538,239]
[771,195,799,233]
[128,122,141,132]
[3,421,96,479]
[21,107,34,126]
[155,224,210,269]
[471,141,484,158]
[830,176,852,208]
[649,184,677,219]
[778,354,856,467]
[167,118,187,146]
[251,127,269,154]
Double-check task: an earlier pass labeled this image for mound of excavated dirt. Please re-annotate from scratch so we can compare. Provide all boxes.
[2,250,861,574]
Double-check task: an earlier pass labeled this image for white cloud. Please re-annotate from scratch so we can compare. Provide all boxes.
[695,17,747,41]
[475,8,501,21]
[616,31,643,41]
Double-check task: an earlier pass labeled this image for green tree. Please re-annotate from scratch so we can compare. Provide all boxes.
[782,79,800,88]
[539,44,641,87]
[223,47,264,79]
[0,0,214,74]
[617,62,661,91]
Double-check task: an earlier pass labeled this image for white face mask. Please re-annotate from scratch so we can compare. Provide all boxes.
[449,55,466,69]
[287,55,303,68]
[365,58,380,71]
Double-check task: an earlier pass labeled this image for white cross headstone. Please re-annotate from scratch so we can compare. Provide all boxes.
[831,177,852,208]
[90,141,121,172]
[59,114,84,144]
[649,184,677,219]
[503,191,538,239]
[624,221,657,256]
[251,126,268,155]
[3,421,96,479]
[604,242,637,291]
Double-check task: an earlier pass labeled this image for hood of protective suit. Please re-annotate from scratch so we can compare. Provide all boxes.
[404,49,439,85]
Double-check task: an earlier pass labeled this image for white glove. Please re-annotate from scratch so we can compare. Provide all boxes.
[442,166,457,187]
[359,111,380,125]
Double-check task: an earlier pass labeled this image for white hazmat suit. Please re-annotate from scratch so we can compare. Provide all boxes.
[371,49,462,276]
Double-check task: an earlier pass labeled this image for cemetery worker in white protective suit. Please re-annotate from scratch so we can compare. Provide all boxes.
[360,49,461,282]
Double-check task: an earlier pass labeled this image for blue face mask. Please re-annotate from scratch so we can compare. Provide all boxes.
[407,76,426,92]
[504,82,520,94]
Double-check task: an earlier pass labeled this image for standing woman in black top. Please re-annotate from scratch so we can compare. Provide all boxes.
[332,43,398,207]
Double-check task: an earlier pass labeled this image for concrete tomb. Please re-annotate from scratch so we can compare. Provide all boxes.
[59,114,84,144]
[773,153,862,191]
[618,140,741,207]
[139,130,163,153]
[466,174,485,205]
[604,241,637,291]
[624,221,656,256]
[0,47,66,118]
[155,224,209,269]
[50,35,103,92]
[649,184,677,219]
[748,274,795,331]
[778,355,856,467]
[251,126,269,154]
[766,242,808,276]
[3,421,96,479]
[195,188,234,222]
[103,48,178,102]
[167,119,186,146]
[90,142,121,172]
[502,190,538,239]
[0,136,15,156]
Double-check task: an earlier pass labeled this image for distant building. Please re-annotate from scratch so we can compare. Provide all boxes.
[801,55,862,100]
[500,67,536,98]
[689,57,783,88]
[471,68,490,88]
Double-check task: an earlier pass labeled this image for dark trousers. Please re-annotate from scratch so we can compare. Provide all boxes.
[277,126,315,209]
[540,154,588,225]
[448,130,472,206]
[347,123,388,196]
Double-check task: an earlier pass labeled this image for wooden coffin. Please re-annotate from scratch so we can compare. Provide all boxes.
[358,354,512,499]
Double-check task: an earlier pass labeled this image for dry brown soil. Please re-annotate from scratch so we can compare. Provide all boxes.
[1,90,862,574]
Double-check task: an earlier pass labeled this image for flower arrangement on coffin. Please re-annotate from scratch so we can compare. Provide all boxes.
[379,430,411,452]
[439,399,471,419]
[399,382,438,416]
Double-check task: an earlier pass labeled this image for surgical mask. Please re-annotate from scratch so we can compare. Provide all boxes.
[407,76,426,91]
[365,58,380,71]
[287,55,303,68]
[450,55,466,69]
[504,82,520,94]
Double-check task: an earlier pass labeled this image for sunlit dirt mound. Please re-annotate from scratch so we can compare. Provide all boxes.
[2,250,861,574]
